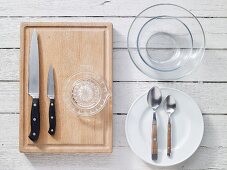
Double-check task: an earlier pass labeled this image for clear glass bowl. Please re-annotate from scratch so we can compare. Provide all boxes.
[127,4,206,80]
[64,66,111,116]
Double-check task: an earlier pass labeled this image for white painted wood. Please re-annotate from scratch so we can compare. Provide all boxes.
[1,146,226,170]
[0,0,227,17]
[0,82,19,113]
[1,49,227,82]
[114,82,227,114]
[1,82,227,114]
[114,49,227,81]
[0,49,19,81]
[0,17,227,49]
[0,114,226,169]
[1,114,226,148]
[0,0,227,169]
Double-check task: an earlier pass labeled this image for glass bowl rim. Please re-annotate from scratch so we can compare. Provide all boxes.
[136,15,194,72]
[127,3,206,80]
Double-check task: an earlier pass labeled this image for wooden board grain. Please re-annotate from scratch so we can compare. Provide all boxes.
[19,22,113,153]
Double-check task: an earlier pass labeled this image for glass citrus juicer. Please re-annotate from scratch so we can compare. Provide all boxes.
[64,66,111,116]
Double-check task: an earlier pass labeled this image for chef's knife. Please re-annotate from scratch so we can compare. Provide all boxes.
[28,31,40,141]
[47,65,56,135]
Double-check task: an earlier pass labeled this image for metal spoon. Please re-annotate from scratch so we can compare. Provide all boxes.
[163,95,176,157]
[147,86,162,160]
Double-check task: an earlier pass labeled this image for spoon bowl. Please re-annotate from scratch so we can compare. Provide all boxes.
[164,95,176,116]
[147,86,162,110]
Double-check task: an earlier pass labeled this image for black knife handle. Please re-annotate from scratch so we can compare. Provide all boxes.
[48,99,56,135]
[28,98,40,141]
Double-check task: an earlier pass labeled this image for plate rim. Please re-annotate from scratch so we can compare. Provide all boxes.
[125,87,204,167]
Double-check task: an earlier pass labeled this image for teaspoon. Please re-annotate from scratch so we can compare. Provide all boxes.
[164,95,176,157]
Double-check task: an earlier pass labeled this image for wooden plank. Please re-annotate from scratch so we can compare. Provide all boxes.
[0,114,227,169]
[115,115,227,148]
[1,49,227,82]
[1,146,226,170]
[113,49,227,81]
[1,82,227,114]
[113,82,227,114]
[0,0,227,17]
[0,49,19,80]
[2,114,226,148]
[0,82,19,113]
[0,0,226,169]
[0,17,227,49]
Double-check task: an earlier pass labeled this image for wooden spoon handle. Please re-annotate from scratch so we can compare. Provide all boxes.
[152,113,158,160]
[167,118,171,157]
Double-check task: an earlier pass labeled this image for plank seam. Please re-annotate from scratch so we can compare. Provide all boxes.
[2,80,227,83]
[1,112,227,115]
[0,16,227,18]
[112,81,227,84]
[2,48,227,50]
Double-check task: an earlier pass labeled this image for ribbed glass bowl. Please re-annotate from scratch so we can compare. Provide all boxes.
[127,4,205,80]
[64,70,110,117]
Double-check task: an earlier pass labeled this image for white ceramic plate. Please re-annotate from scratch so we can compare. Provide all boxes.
[125,87,204,166]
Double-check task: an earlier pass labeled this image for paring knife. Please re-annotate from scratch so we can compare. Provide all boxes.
[28,31,40,141]
[47,65,56,135]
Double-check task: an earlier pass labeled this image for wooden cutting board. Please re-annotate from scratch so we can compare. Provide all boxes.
[19,22,112,153]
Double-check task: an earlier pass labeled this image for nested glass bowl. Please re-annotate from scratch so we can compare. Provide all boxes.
[64,66,111,117]
[127,4,205,80]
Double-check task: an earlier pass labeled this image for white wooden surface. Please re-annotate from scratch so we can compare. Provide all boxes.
[0,0,227,169]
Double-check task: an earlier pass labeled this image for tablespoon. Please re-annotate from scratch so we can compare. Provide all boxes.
[164,95,176,157]
[147,86,162,160]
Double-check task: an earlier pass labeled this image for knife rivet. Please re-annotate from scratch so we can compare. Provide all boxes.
[33,132,36,136]
[51,116,54,119]
[33,103,37,107]
[51,103,54,106]
[51,129,53,132]
[154,138,157,141]
[33,118,36,121]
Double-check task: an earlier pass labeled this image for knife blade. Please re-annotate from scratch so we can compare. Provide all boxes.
[47,65,56,135]
[28,31,40,141]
